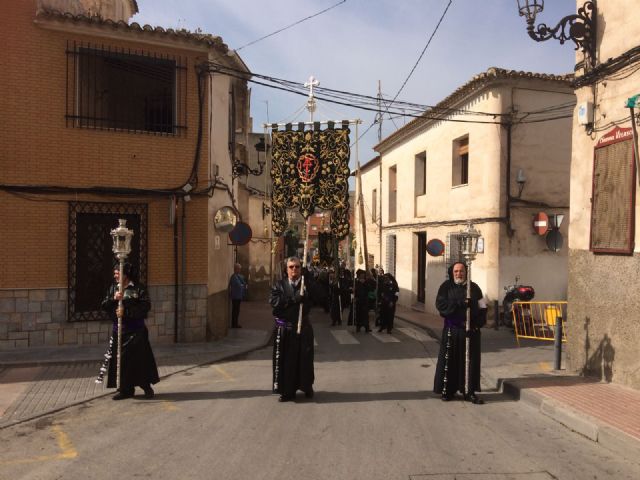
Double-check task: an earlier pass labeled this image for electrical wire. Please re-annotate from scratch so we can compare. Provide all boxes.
[236,0,347,51]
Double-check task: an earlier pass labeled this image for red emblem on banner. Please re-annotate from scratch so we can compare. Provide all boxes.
[297,153,319,183]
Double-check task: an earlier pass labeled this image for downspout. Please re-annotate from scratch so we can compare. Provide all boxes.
[181,197,187,343]
[174,196,179,343]
[505,88,515,237]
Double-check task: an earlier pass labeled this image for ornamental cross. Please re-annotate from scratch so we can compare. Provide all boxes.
[304,75,320,119]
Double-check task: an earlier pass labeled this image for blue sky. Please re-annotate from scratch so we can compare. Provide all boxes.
[134,0,577,163]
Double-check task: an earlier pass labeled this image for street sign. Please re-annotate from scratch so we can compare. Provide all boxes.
[229,222,252,246]
[533,212,549,236]
[426,238,445,257]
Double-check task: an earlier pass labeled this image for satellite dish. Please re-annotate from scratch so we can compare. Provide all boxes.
[546,230,563,252]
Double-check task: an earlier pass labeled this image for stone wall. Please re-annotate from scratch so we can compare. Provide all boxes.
[0,284,208,349]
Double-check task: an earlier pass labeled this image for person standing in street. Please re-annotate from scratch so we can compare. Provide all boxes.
[354,269,372,333]
[228,263,248,329]
[270,256,315,402]
[433,261,487,404]
[101,263,159,400]
[378,272,399,333]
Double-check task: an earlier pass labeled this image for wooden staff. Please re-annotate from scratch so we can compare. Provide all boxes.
[297,215,311,334]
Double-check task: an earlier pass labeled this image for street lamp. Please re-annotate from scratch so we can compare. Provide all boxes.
[110,219,134,390]
[458,222,480,401]
[517,0,596,67]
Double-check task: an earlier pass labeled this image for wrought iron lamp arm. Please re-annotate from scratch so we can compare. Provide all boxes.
[524,1,595,58]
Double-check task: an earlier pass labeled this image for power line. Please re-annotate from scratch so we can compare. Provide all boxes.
[236,0,347,51]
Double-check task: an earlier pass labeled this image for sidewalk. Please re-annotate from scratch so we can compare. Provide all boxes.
[0,300,274,429]
[394,303,640,458]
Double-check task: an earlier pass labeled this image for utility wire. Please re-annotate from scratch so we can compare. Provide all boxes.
[236,0,347,51]
[390,0,453,106]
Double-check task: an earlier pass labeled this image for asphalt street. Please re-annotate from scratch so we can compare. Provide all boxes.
[1,311,639,480]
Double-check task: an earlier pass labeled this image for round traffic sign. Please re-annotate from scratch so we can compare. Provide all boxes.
[229,222,252,246]
[426,238,445,257]
[533,212,549,236]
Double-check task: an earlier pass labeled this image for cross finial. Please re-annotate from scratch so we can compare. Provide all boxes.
[304,75,320,121]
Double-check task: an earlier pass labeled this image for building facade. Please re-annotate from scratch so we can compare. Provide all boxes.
[355,68,574,318]
[566,0,640,388]
[0,0,251,347]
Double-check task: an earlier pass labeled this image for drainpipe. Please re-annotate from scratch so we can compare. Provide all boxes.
[181,197,187,343]
[174,196,179,343]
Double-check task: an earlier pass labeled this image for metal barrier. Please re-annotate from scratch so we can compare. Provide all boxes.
[511,301,567,346]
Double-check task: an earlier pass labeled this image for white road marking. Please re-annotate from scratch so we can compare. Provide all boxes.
[330,330,361,345]
[397,327,432,342]
[371,331,401,343]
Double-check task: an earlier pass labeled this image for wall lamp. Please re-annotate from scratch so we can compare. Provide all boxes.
[232,137,269,180]
[517,0,596,67]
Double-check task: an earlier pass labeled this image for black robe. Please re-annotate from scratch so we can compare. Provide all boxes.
[101,282,160,391]
[269,276,315,397]
[433,270,486,398]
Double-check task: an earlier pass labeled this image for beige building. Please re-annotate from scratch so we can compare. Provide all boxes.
[565,0,640,388]
[355,68,574,318]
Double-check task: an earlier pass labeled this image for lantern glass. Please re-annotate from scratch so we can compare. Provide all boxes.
[517,0,544,21]
[459,222,480,260]
[111,219,134,256]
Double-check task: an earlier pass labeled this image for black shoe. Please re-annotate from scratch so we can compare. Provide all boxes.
[441,394,453,402]
[142,386,155,399]
[113,390,134,400]
[278,395,293,402]
[465,393,484,405]
[304,388,314,398]
[387,330,392,334]
[356,328,361,332]
[378,328,384,332]
[365,329,371,333]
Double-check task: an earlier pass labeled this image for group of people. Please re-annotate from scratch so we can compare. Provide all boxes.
[100,257,487,406]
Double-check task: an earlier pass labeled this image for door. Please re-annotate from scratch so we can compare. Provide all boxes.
[416,232,426,303]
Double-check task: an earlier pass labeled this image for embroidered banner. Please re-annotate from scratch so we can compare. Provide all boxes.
[271,126,351,239]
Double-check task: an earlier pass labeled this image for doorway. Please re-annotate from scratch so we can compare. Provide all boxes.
[416,232,426,304]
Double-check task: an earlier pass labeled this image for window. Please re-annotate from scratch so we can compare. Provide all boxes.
[66,42,187,134]
[388,165,397,223]
[590,127,636,253]
[372,189,377,223]
[68,202,148,322]
[386,234,397,277]
[445,232,464,275]
[415,151,426,196]
[452,136,469,186]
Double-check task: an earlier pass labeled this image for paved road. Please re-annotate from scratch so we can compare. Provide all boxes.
[1,311,639,480]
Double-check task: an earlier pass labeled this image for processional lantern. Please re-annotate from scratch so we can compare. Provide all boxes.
[459,222,480,263]
[111,219,133,260]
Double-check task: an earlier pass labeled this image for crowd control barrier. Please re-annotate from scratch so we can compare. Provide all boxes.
[511,301,567,347]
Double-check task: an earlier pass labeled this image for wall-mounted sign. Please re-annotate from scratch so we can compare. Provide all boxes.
[533,212,549,236]
[229,222,252,246]
[426,238,445,257]
[213,206,238,233]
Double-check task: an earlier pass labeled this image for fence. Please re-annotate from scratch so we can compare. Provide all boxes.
[511,301,567,347]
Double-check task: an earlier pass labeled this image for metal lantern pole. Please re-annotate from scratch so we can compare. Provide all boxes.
[110,219,134,390]
[459,222,480,399]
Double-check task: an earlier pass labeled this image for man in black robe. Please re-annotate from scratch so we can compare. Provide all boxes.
[353,269,372,333]
[378,273,399,333]
[101,263,159,400]
[270,256,315,402]
[433,261,487,404]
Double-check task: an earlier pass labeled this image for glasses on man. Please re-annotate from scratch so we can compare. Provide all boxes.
[288,265,301,269]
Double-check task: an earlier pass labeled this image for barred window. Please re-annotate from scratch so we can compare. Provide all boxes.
[590,127,636,254]
[68,202,148,322]
[66,42,187,135]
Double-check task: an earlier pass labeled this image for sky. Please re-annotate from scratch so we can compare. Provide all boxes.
[133,0,577,166]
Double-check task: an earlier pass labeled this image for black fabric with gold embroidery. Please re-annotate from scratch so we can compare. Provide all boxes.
[271,126,351,239]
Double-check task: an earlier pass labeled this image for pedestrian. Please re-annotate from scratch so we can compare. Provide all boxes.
[328,270,343,326]
[228,263,248,328]
[270,256,315,402]
[378,273,399,333]
[433,261,487,404]
[354,269,371,333]
[101,263,159,400]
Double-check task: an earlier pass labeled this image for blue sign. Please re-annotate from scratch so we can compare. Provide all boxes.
[229,222,252,246]
[426,238,445,257]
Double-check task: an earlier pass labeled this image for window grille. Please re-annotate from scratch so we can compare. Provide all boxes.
[66,41,187,135]
[445,232,464,277]
[68,202,148,322]
[386,234,396,277]
[590,132,636,253]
